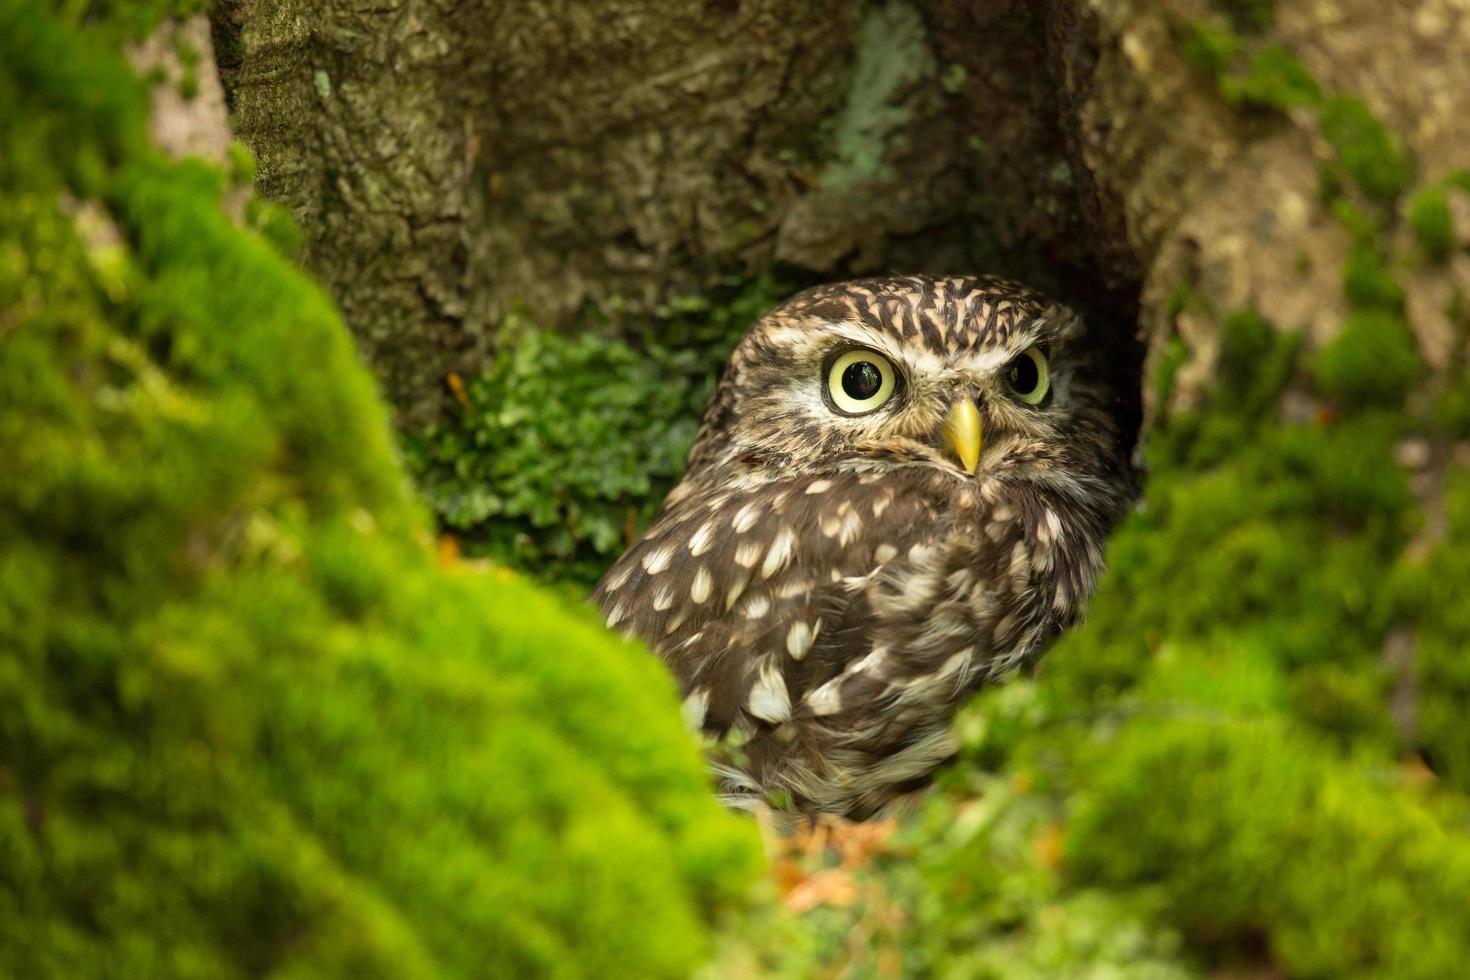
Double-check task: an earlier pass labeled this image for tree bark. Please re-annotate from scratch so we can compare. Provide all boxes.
[214,0,1469,424]
[213,0,1153,427]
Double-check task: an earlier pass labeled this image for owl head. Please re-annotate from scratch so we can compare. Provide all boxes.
[683,275,1123,489]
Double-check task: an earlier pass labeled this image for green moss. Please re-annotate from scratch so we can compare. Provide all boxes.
[1314,310,1421,407]
[405,279,785,591]
[1181,24,1318,113]
[1219,45,1321,111]
[226,139,257,187]
[1319,95,1415,204]
[1407,184,1455,262]
[1066,719,1470,978]
[54,0,208,43]
[172,28,201,99]
[1180,21,1240,79]
[1151,308,1300,470]
[1317,203,1421,408]
[1395,472,1470,791]
[0,5,758,976]
[1342,240,1405,309]
[940,63,967,94]
[243,195,304,259]
[893,773,1196,979]
[1435,371,1470,437]
[716,751,1197,979]
[1164,282,1195,320]
[1217,308,1292,407]
[1330,195,1381,240]
[1151,335,1190,408]
[1182,25,1414,209]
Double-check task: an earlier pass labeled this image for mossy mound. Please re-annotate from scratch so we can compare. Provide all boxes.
[0,6,758,977]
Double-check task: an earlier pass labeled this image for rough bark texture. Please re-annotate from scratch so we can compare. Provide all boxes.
[1057,0,1470,411]
[213,0,1145,427]
[215,0,1469,426]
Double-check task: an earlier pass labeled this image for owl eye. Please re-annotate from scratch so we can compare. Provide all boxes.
[827,349,897,415]
[1006,347,1050,405]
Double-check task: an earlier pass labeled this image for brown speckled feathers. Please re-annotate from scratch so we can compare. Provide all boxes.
[594,276,1129,818]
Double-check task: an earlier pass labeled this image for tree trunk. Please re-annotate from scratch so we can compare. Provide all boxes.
[213,0,1154,427]
[214,0,1468,420]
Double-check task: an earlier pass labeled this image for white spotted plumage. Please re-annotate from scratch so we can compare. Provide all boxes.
[747,660,792,723]
[592,276,1131,819]
[689,566,712,604]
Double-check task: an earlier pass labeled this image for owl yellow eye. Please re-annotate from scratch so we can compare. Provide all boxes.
[1006,347,1050,405]
[827,349,897,415]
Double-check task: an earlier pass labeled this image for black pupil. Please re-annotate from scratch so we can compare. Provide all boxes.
[841,361,883,400]
[1009,355,1039,394]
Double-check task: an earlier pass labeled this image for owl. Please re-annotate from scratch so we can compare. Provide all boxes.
[593,276,1131,819]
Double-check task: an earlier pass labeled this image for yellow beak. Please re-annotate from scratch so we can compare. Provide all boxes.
[942,398,982,475]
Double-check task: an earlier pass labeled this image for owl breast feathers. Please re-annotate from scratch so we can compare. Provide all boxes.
[593,275,1131,819]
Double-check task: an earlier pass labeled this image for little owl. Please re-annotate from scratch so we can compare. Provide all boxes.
[593,276,1130,819]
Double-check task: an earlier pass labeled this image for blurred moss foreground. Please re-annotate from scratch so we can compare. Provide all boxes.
[0,5,758,976]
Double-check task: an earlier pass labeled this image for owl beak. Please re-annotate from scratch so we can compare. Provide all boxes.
[942,398,983,475]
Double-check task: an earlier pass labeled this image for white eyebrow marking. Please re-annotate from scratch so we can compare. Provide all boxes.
[765,320,945,376]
